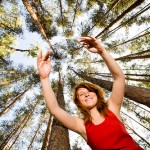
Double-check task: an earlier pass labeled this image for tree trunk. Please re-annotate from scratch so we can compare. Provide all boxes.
[22,0,54,52]
[88,0,120,34]
[124,123,150,147]
[28,113,46,150]
[47,70,70,150]
[121,111,149,131]
[88,73,150,83]
[95,0,144,38]
[41,114,53,150]
[70,0,79,29]
[0,84,32,116]
[72,69,150,108]
[108,3,150,37]
[112,32,150,48]
[0,99,39,150]
[58,0,64,27]
[8,110,34,150]
[89,72,150,77]
[85,49,150,63]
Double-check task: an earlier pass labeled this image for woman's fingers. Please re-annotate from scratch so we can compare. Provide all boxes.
[87,35,97,41]
[37,50,42,66]
[77,37,90,42]
[42,50,50,61]
[77,36,96,45]
[37,50,51,68]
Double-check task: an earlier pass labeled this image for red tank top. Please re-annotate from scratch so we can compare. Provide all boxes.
[85,110,144,150]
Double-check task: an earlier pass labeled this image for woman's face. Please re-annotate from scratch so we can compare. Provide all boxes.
[77,88,98,109]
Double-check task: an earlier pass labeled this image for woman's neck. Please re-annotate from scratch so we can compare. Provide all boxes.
[90,107,105,124]
[90,107,100,119]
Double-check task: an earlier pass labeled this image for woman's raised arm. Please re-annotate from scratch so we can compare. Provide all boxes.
[77,36,125,116]
[37,50,85,136]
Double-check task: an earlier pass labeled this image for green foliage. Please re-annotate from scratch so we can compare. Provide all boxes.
[27,44,40,57]
[0,3,22,58]
[0,33,16,57]
[64,28,74,38]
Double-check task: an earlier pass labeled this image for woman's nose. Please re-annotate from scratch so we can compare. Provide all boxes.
[85,92,89,97]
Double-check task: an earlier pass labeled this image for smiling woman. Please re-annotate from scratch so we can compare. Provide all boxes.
[37,36,144,150]
[73,82,108,124]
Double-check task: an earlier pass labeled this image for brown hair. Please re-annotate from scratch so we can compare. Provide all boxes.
[73,82,108,124]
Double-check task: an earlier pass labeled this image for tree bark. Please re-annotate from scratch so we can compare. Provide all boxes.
[22,0,54,52]
[112,32,150,48]
[0,84,32,116]
[124,123,150,147]
[88,73,150,83]
[95,0,144,38]
[58,0,64,27]
[8,111,34,150]
[41,114,53,150]
[107,3,150,37]
[89,49,150,63]
[121,111,149,131]
[28,113,46,150]
[0,99,39,149]
[47,70,70,150]
[89,72,150,77]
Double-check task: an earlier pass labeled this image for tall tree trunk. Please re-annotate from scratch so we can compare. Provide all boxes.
[107,3,150,37]
[47,70,70,150]
[22,0,54,52]
[70,0,79,29]
[28,112,46,150]
[88,49,150,63]
[112,32,150,48]
[58,0,64,27]
[8,110,34,150]
[88,73,150,83]
[124,123,150,147]
[87,0,120,34]
[89,72,150,77]
[95,0,144,38]
[0,99,39,149]
[0,84,32,116]
[41,114,53,150]
[121,111,149,131]
[71,69,150,108]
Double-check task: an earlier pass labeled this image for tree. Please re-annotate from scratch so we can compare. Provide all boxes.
[0,83,32,116]
[0,2,23,57]
[0,98,41,149]
[22,0,55,52]
[47,69,70,150]
[95,0,144,38]
[41,114,53,150]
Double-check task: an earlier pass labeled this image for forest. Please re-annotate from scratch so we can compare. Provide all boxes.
[0,0,150,149]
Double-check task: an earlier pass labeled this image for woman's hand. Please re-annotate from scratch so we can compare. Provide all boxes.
[37,50,51,79]
[77,36,105,54]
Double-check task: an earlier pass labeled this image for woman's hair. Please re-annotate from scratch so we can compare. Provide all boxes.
[73,82,108,124]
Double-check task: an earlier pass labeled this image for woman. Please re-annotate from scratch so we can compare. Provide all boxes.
[37,36,144,150]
